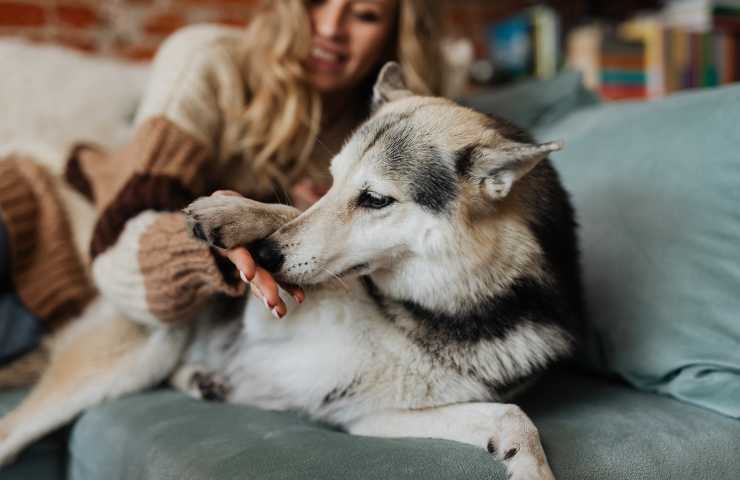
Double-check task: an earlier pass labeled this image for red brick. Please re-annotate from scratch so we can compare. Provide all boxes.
[217,17,248,27]
[115,44,157,62]
[51,31,98,53]
[144,13,185,36]
[182,0,259,5]
[56,5,100,29]
[0,2,46,27]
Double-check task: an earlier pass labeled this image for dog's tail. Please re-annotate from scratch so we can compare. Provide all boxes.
[0,343,49,389]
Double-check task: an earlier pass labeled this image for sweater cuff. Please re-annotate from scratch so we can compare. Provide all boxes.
[0,158,39,274]
[137,212,245,324]
[0,156,95,328]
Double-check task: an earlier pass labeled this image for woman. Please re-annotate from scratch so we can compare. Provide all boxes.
[0,0,444,364]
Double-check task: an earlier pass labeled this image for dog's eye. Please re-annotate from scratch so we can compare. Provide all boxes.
[357,191,396,210]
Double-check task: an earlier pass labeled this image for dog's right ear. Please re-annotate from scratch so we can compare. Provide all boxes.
[372,62,414,112]
[461,140,564,201]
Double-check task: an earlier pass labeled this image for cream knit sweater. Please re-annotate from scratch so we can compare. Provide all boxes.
[68,25,275,326]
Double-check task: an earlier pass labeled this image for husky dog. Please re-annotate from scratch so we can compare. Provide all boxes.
[0,63,582,480]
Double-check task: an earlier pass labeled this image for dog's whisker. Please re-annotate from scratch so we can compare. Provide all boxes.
[321,267,351,292]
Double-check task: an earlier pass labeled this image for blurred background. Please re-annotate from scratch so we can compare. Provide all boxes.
[0,0,738,101]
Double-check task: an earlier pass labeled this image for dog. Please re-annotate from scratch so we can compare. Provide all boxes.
[0,63,582,480]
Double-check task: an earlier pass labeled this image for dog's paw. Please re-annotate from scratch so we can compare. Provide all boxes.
[183,196,299,249]
[191,371,231,402]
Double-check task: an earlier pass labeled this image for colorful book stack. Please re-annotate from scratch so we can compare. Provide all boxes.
[485,6,560,85]
[663,0,740,90]
[567,0,740,101]
[599,35,649,100]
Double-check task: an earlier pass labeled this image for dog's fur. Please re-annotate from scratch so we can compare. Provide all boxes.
[0,63,582,480]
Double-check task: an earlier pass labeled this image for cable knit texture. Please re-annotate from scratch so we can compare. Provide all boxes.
[139,212,245,323]
[7,25,305,328]
[0,156,95,328]
[66,25,262,325]
[66,116,212,258]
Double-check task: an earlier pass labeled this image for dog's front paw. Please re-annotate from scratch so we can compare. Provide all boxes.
[191,371,231,402]
[183,196,299,249]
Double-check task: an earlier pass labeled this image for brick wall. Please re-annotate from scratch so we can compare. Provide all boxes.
[0,0,260,60]
[0,0,539,62]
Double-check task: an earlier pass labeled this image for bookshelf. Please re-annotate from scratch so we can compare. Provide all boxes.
[451,1,740,101]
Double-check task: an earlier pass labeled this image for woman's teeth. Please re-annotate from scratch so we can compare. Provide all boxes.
[313,47,341,63]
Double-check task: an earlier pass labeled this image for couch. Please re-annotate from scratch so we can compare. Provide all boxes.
[1,41,738,480]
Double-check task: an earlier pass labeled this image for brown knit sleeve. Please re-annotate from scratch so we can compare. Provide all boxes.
[65,116,213,259]
[0,157,95,328]
[91,211,245,325]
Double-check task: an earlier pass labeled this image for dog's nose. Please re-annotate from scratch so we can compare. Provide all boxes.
[250,238,285,273]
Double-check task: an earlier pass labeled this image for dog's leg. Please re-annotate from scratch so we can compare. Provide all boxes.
[0,299,188,465]
[347,402,554,480]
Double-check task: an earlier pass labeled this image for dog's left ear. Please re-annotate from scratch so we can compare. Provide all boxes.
[372,62,414,112]
[465,140,564,201]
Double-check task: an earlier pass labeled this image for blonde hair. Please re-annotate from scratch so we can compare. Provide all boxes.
[237,0,444,193]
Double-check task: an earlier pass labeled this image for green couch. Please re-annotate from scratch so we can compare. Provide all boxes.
[2,73,739,479]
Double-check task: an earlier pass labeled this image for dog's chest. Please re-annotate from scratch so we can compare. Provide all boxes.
[223,285,403,417]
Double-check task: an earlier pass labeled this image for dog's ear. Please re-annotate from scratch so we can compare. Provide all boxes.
[372,62,414,112]
[463,140,564,201]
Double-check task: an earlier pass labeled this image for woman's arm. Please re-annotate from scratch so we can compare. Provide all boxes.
[66,26,251,326]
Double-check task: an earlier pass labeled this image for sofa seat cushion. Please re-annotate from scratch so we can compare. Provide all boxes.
[65,370,740,480]
[0,389,67,480]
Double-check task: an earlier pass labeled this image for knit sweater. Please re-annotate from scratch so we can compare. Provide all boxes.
[2,24,356,327]
[0,156,95,329]
[65,25,261,325]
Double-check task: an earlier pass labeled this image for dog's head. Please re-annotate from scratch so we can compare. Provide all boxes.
[256,63,562,297]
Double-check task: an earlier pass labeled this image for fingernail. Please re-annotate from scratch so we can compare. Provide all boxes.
[239,271,250,283]
[263,298,270,310]
[272,307,282,319]
[293,294,302,304]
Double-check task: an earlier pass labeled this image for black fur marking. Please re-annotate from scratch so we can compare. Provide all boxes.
[360,111,415,158]
[485,117,585,343]
[524,161,586,343]
[321,377,361,407]
[210,225,225,249]
[454,145,477,177]
[503,447,519,461]
[381,126,457,213]
[399,276,570,344]
[192,222,207,242]
[487,439,497,454]
[362,120,395,158]
[409,150,457,213]
[361,276,570,346]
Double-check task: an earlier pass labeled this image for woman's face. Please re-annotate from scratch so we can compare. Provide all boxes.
[306,0,399,94]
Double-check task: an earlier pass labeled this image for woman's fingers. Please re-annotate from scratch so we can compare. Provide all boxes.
[225,247,257,281]
[252,268,286,318]
[282,284,305,305]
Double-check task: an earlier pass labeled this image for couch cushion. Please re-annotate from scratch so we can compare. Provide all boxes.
[459,70,600,130]
[0,389,67,480]
[66,370,740,480]
[534,84,740,418]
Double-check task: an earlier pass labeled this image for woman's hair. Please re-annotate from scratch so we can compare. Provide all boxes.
[233,0,444,194]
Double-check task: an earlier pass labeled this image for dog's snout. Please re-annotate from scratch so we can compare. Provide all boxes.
[250,238,285,273]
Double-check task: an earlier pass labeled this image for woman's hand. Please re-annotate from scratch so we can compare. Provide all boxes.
[211,190,305,319]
